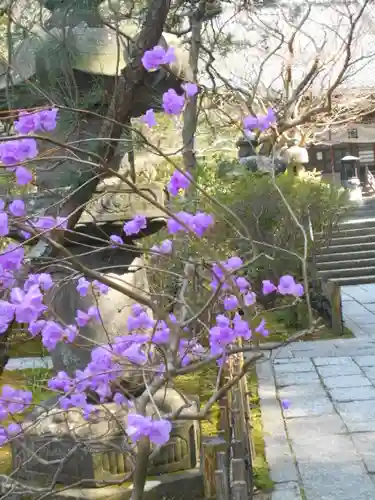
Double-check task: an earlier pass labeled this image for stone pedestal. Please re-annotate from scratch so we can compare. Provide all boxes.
[11,390,200,492]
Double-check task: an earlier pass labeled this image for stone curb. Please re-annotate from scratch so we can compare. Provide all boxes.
[256,359,303,500]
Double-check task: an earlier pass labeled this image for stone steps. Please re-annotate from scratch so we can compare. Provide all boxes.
[316,258,375,270]
[317,265,375,279]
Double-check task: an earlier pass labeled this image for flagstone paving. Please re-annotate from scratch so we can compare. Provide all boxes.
[258,337,375,499]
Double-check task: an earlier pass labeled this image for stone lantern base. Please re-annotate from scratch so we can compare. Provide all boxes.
[9,390,200,497]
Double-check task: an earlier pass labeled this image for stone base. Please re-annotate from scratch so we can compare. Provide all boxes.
[1,469,204,500]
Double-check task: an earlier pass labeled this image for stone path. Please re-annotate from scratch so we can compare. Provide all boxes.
[258,337,375,500]
[342,284,375,338]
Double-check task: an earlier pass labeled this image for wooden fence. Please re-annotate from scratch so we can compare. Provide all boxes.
[202,348,255,499]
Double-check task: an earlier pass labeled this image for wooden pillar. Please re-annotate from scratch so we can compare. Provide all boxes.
[325,280,343,335]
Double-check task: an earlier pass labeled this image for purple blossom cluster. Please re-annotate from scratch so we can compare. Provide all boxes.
[262,275,304,297]
[47,305,205,419]
[127,414,172,445]
[141,46,176,71]
[243,108,276,132]
[0,108,58,186]
[167,211,214,238]
[0,385,31,445]
[167,170,192,196]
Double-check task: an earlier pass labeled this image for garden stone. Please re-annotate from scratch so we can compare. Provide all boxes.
[11,390,200,487]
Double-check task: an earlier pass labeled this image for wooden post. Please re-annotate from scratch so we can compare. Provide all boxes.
[216,451,230,499]
[201,436,228,499]
[325,280,343,335]
[215,470,228,500]
[232,458,246,482]
[231,480,248,500]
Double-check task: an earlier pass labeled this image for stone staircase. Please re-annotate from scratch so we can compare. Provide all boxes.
[316,198,375,286]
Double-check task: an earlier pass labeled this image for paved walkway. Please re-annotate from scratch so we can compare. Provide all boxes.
[342,284,375,338]
[259,331,375,499]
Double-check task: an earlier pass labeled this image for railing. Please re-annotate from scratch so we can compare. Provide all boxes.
[201,348,255,500]
[367,169,375,193]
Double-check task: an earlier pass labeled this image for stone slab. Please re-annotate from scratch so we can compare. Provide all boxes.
[281,396,335,419]
[298,463,375,500]
[278,383,327,400]
[285,414,346,438]
[323,375,372,389]
[329,386,375,402]
[336,400,375,432]
[313,356,354,366]
[355,356,375,367]
[274,361,315,374]
[361,366,375,378]
[352,433,375,473]
[316,363,362,377]
[271,482,302,500]
[275,371,320,387]
[263,436,299,483]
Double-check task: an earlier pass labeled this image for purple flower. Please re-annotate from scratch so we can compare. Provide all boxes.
[15,166,33,185]
[281,399,291,410]
[0,141,23,165]
[223,294,239,311]
[0,212,9,237]
[126,414,172,445]
[110,234,123,246]
[181,82,198,97]
[14,108,58,133]
[167,211,194,234]
[16,138,38,160]
[123,215,147,236]
[258,108,276,131]
[9,199,25,216]
[244,291,256,306]
[0,385,32,414]
[24,273,53,292]
[93,280,109,295]
[226,256,243,270]
[14,110,41,134]
[75,306,100,327]
[0,243,24,271]
[142,46,176,71]
[151,239,173,256]
[148,419,172,445]
[141,109,157,128]
[243,115,258,130]
[262,280,277,295]
[236,277,250,293]
[28,320,46,337]
[190,212,214,237]
[162,89,185,115]
[38,108,58,131]
[11,284,47,324]
[255,318,269,337]
[277,275,297,295]
[243,108,276,132]
[167,170,191,196]
[122,342,147,365]
[77,277,90,297]
[233,313,252,340]
[41,321,65,350]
